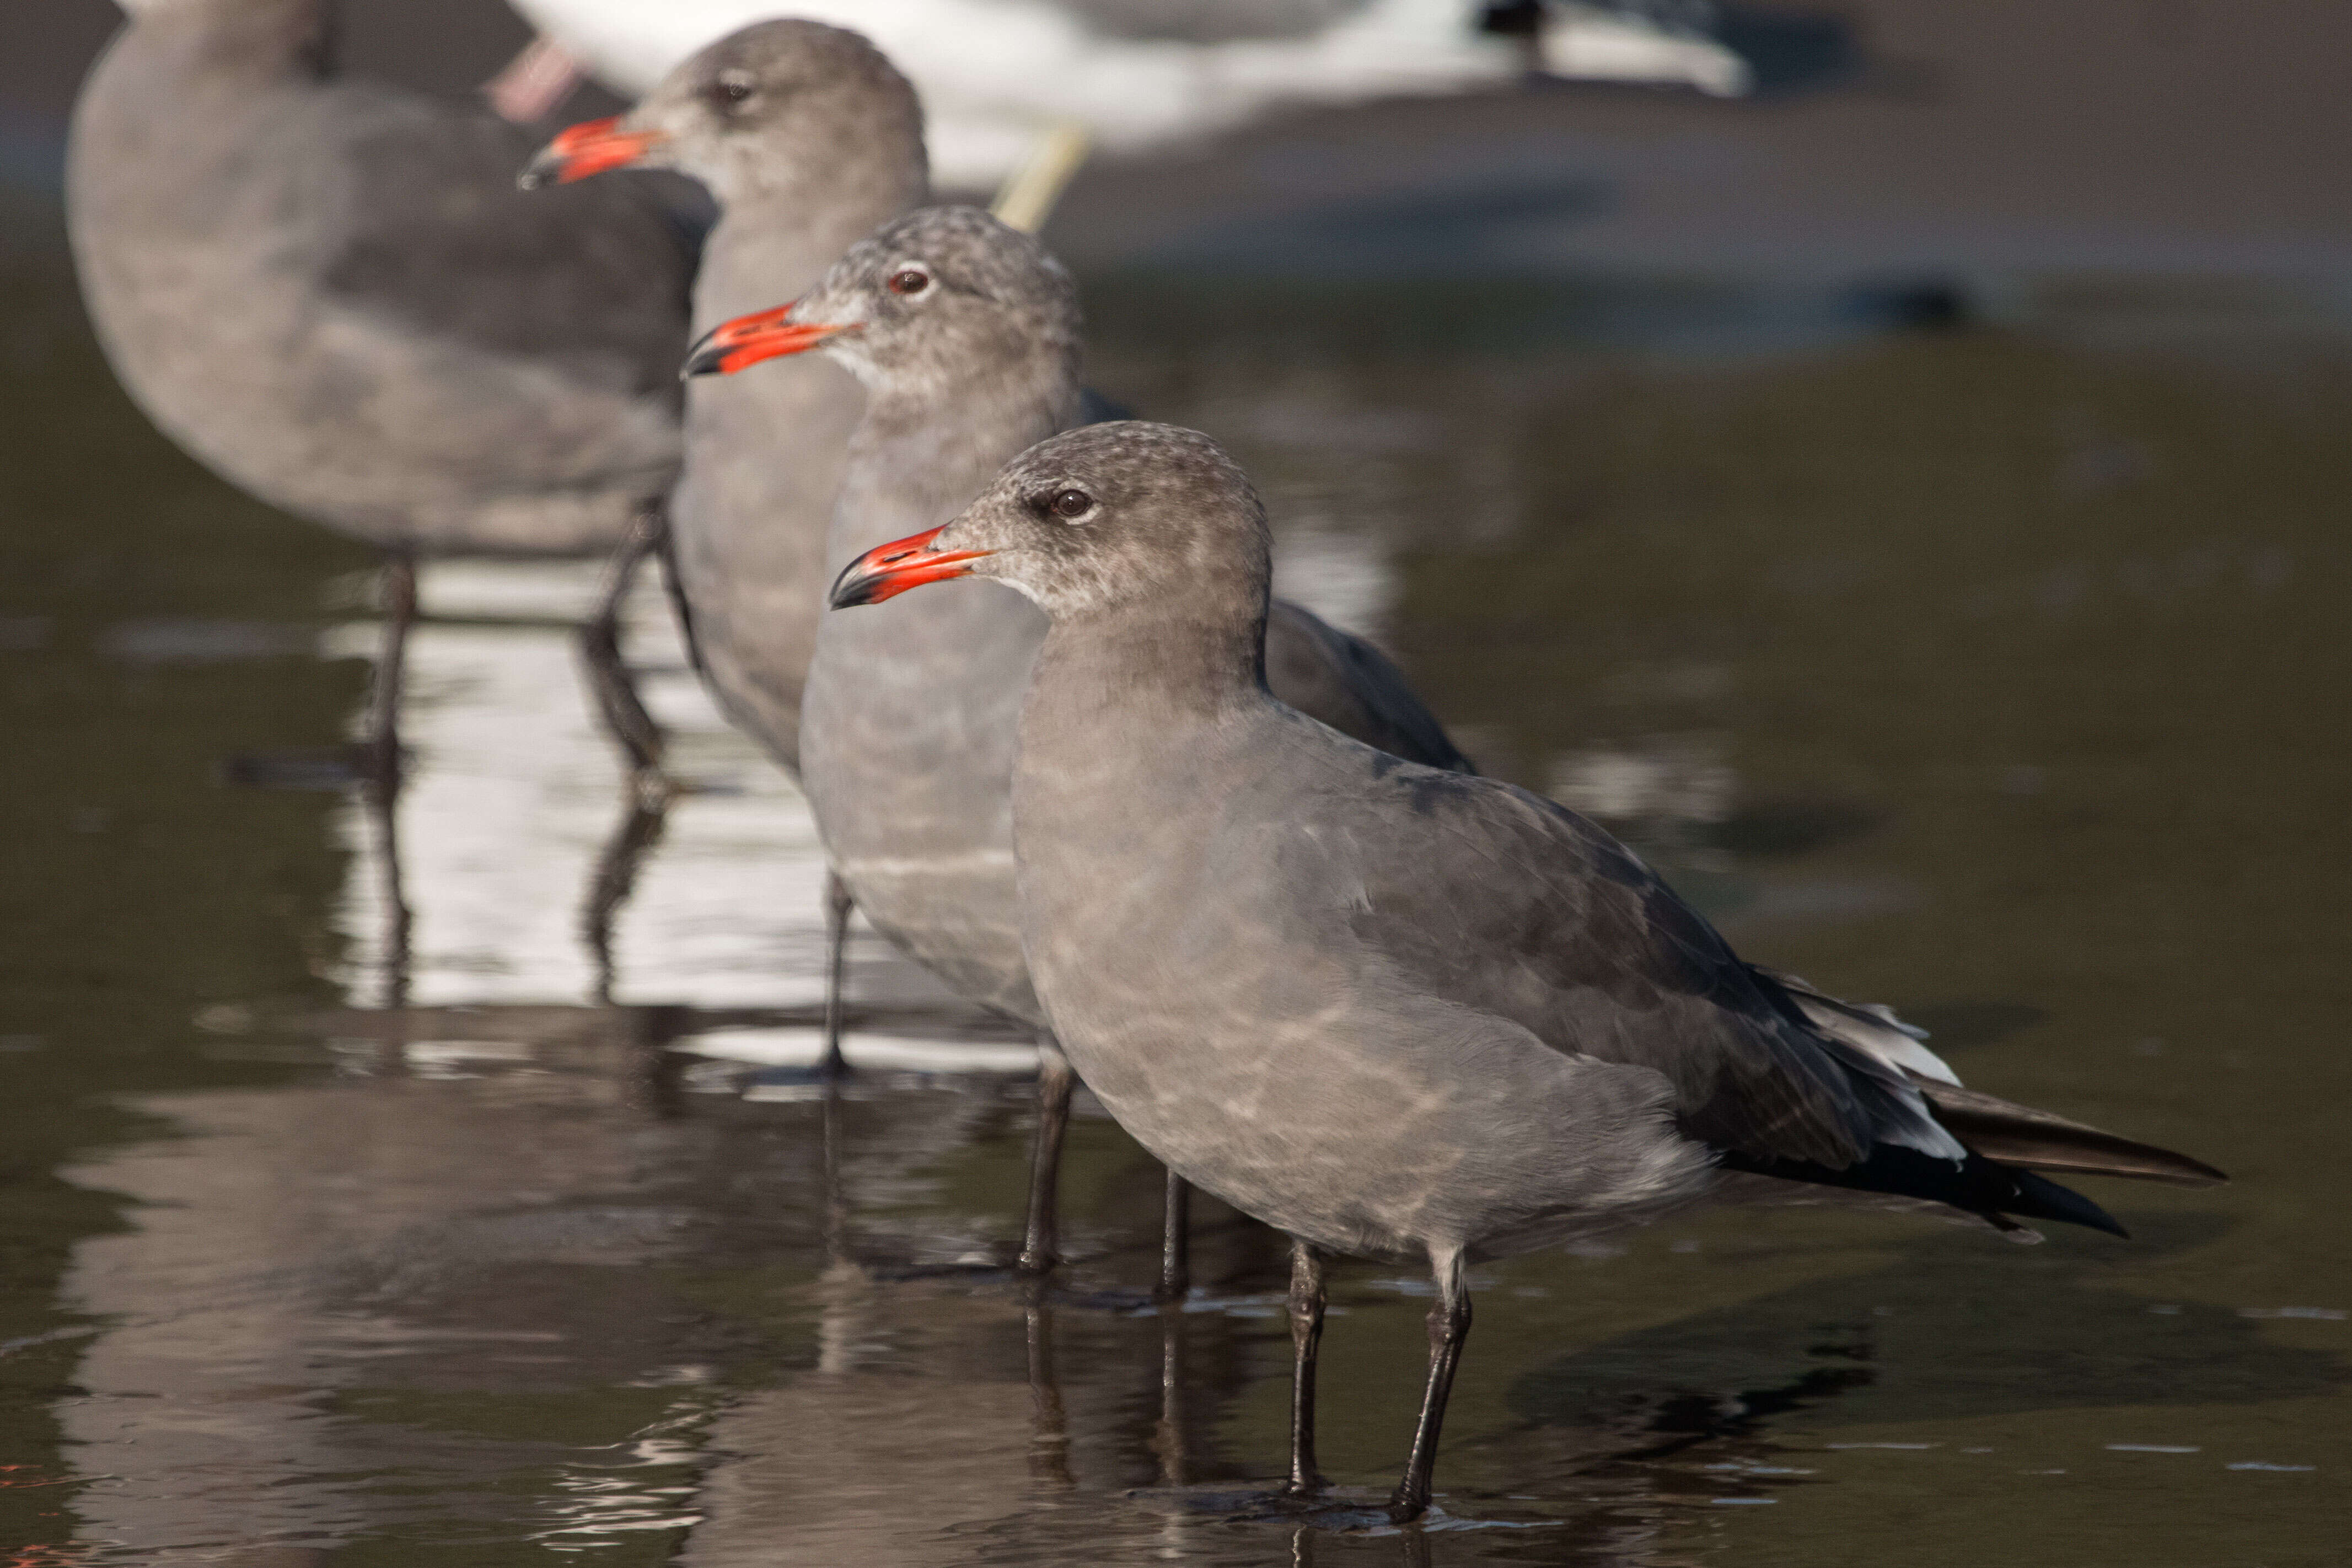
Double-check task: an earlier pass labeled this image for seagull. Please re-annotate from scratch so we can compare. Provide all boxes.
[70,0,701,783]
[826,419,2227,1519]
[680,208,1471,1287]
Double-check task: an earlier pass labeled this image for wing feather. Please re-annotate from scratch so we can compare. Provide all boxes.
[1290,747,1947,1170]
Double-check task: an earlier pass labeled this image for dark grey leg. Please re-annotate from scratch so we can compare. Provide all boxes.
[1155,1167,1192,1302]
[1388,1248,1471,1521]
[1018,1033,1075,1275]
[654,507,704,678]
[578,502,669,788]
[366,550,417,790]
[1281,1237,1329,1497]
[819,869,855,1076]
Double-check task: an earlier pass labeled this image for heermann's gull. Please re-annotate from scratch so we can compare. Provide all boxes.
[829,421,2227,1519]
[684,208,1471,1287]
[524,21,928,782]
[69,0,701,778]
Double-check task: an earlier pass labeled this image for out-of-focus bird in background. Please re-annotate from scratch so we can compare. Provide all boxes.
[502,0,1772,190]
[71,0,705,782]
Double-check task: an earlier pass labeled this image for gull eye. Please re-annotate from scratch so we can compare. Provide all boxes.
[710,71,755,107]
[887,269,931,296]
[1049,488,1095,521]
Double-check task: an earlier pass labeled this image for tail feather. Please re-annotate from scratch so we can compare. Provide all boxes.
[1911,1078,2227,1188]
[1750,963,1958,1084]
[1716,1145,2131,1237]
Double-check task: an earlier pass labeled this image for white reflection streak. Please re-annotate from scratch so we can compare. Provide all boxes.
[325,559,835,1011]
[1271,523,1399,644]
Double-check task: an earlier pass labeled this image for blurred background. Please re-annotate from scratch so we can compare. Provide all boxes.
[1,2,2346,1564]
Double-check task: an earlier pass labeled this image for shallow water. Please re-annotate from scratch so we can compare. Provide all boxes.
[2,222,2347,1566]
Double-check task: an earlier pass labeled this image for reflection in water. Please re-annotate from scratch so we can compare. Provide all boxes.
[322,557,981,1024]
[9,246,2348,1561]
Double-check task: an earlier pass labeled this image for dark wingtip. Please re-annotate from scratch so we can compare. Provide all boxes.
[2008,1170,2131,1239]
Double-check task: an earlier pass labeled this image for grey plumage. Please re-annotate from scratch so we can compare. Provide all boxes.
[845,419,2223,1515]
[69,0,695,557]
[547,20,930,772]
[776,209,1471,1031]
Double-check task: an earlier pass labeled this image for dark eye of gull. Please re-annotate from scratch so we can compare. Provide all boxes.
[1049,488,1095,521]
[711,72,755,107]
[887,269,931,296]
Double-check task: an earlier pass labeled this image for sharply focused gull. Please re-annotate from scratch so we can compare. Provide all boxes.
[504,0,1755,187]
[829,420,2228,1518]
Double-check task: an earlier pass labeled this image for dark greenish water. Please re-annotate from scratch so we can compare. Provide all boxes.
[2,210,2346,1564]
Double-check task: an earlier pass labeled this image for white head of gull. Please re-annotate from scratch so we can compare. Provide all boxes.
[830,420,2228,1520]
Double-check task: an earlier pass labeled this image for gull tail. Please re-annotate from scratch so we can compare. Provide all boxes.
[1909,1078,2228,1188]
[1717,1144,2136,1238]
[1741,964,2225,1236]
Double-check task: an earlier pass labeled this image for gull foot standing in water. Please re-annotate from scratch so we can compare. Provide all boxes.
[684,209,1474,1292]
[828,421,2226,1519]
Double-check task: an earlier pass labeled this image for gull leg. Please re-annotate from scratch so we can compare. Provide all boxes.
[819,869,855,1076]
[1019,1032,1075,1275]
[1388,1246,1470,1521]
[579,502,670,794]
[1155,1167,1192,1302]
[1281,1237,1330,1497]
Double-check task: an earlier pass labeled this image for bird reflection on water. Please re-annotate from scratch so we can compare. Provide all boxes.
[8,154,2343,1554]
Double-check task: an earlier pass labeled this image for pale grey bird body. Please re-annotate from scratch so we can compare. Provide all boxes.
[70,0,695,559]
[831,420,2224,1515]
[701,210,1469,1281]
[533,20,930,772]
[744,208,1470,1027]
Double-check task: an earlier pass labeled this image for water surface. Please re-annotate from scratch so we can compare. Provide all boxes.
[1,225,2345,1565]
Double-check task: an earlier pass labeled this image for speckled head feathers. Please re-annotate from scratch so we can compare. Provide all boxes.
[785,205,1080,396]
[937,422,1272,623]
